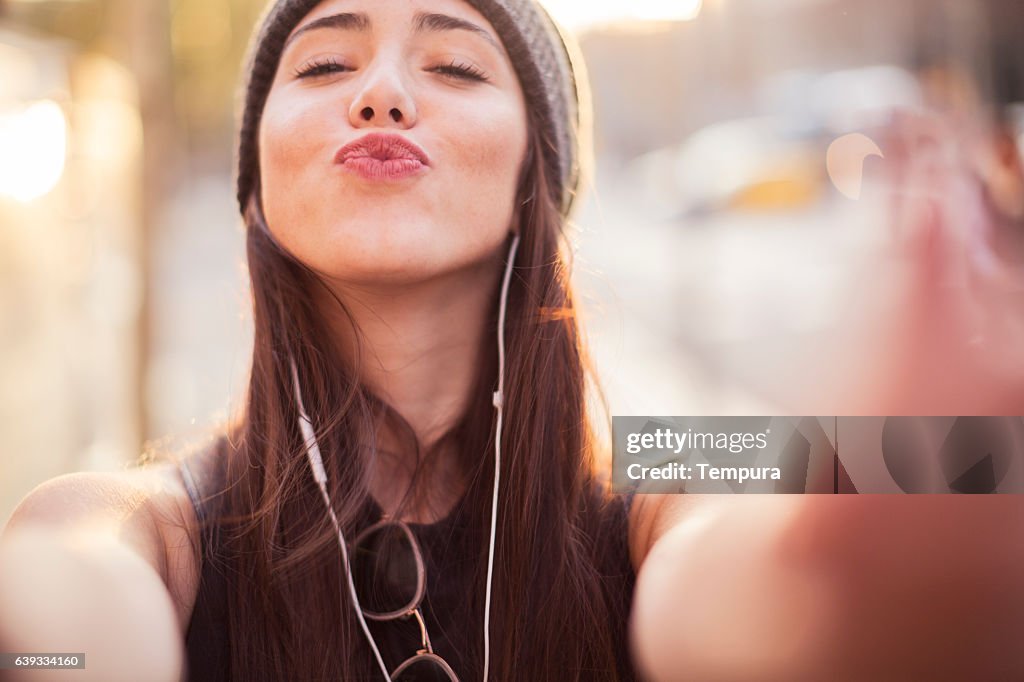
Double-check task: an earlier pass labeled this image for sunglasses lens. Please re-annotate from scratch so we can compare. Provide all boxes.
[392,655,458,682]
[351,522,420,615]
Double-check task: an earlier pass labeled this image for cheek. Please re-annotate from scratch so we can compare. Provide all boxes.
[456,101,526,179]
[440,100,528,220]
[258,98,328,224]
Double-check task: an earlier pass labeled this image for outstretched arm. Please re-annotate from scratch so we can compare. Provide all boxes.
[628,493,1024,681]
[0,473,186,682]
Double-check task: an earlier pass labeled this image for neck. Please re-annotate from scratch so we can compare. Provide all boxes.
[316,250,506,518]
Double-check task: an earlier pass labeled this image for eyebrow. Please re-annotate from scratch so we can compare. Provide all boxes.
[413,12,501,51]
[283,11,502,53]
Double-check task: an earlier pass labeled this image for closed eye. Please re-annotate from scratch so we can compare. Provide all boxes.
[293,57,351,79]
[431,59,490,83]
[293,56,489,83]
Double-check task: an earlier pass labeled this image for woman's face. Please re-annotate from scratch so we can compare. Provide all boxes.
[259,0,530,285]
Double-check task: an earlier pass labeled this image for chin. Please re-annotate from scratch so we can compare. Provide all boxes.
[326,217,442,254]
[310,230,441,277]
[322,239,501,287]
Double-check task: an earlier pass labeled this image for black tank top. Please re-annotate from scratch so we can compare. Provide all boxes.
[178,453,638,681]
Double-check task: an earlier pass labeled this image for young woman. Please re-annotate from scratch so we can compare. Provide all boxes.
[2,1,1022,681]
[5,1,634,679]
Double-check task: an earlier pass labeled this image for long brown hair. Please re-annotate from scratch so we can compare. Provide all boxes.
[188,120,633,680]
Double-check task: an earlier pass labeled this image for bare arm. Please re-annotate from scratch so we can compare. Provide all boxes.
[0,473,186,682]
[628,494,1024,681]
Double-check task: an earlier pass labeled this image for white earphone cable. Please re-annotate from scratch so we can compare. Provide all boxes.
[483,233,519,681]
[289,359,393,680]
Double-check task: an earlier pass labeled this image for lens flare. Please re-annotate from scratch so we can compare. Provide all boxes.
[542,0,703,30]
[0,100,67,203]
[826,133,884,200]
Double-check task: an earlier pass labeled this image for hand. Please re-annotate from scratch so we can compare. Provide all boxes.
[836,109,1024,414]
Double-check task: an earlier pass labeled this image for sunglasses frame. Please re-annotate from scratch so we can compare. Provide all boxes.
[352,518,427,620]
[391,651,460,681]
[350,518,459,682]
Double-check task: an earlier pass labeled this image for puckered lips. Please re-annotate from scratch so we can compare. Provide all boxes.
[335,132,431,182]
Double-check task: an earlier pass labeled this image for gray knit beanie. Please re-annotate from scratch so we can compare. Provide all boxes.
[235,0,589,219]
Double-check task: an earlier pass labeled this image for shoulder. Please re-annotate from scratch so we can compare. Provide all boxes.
[3,459,204,633]
[627,493,706,573]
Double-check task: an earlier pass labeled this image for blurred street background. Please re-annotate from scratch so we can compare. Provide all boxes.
[2,0,1023,520]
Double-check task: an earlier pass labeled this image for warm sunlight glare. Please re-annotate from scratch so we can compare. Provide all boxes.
[542,0,703,31]
[0,100,67,203]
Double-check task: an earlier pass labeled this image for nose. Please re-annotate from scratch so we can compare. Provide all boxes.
[348,55,417,129]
